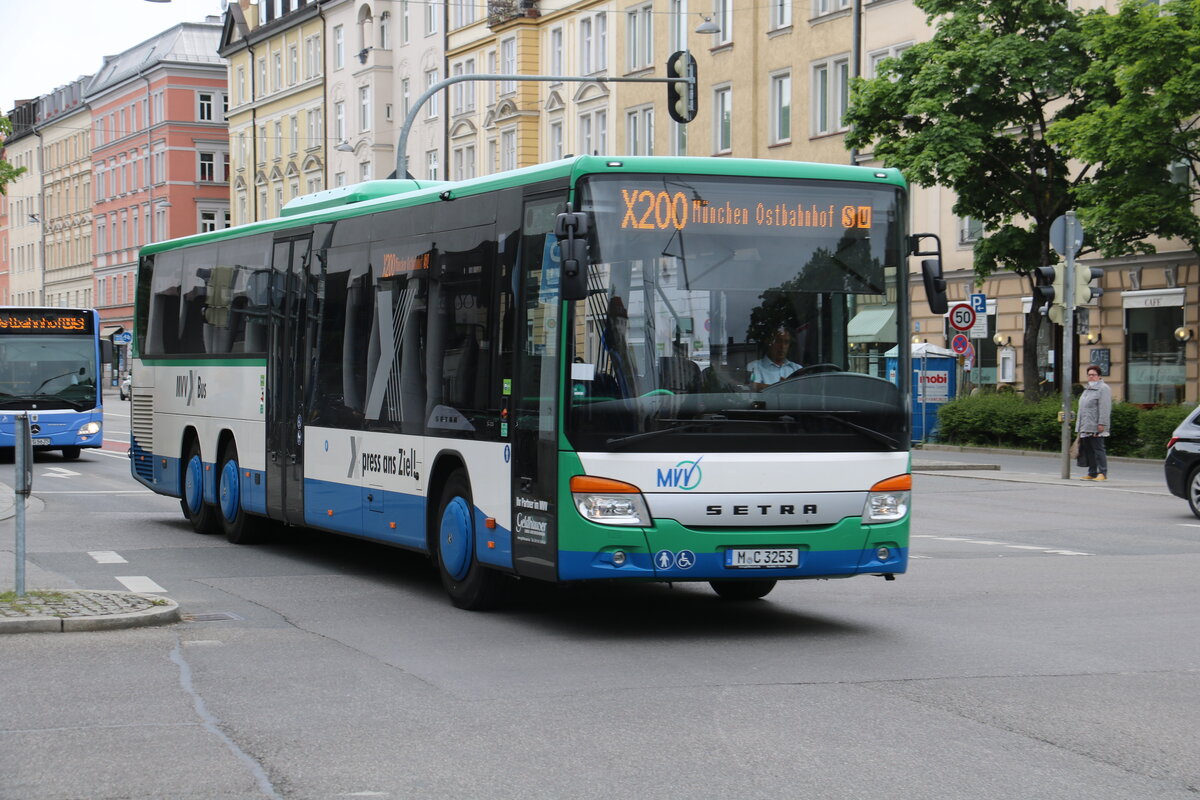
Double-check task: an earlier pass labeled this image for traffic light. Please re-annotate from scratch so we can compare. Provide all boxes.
[1075,266,1104,306]
[666,50,697,124]
[1033,265,1061,310]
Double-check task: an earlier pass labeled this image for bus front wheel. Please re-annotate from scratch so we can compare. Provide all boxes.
[61,446,81,460]
[181,440,219,534]
[709,579,777,601]
[435,470,505,610]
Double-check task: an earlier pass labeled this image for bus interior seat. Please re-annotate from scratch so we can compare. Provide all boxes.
[658,356,701,393]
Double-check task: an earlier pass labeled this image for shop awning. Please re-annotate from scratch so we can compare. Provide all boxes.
[848,307,897,344]
[101,326,125,338]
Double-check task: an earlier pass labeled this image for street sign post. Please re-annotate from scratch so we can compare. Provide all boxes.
[1049,211,1086,479]
[948,303,976,332]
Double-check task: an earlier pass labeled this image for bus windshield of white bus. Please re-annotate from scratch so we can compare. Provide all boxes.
[568,174,907,454]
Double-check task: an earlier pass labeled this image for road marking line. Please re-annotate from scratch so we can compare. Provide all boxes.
[1180,523,1200,528]
[1006,545,1045,550]
[1043,550,1093,556]
[89,551,128,564]
[116,576,167,593]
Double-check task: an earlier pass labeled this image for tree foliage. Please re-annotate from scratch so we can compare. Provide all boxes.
[0,115,26,195]
[1048,0,1200,258]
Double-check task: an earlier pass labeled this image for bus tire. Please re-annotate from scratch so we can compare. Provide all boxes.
[61,446,81,460]
[181,439,219,534]
[435,470,505,610]
[218,441,262,544]
[709,579,777,601]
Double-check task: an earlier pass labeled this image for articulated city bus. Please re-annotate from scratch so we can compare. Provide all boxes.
[0,306,107,459]
[130,155,946,608]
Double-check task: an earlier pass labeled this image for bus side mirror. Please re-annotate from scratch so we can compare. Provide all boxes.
[922,259,948,315]
[100,339,114,365]
[555,208,590,303]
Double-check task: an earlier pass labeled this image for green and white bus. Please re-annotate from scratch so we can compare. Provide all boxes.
[130,155,946,608]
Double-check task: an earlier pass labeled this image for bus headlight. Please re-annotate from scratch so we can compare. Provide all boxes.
[570,475,651,527]
[863,474,910,523]
[78,422,101,436]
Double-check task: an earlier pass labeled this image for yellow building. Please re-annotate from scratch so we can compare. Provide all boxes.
[220,0,326,223]
[38,78,93,309]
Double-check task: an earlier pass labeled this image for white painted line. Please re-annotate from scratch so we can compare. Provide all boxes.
[1043,550,1093,556]
[910,554,933,559]
[89,551,128,564]
[1180,523,1200,528]
[116,576,167,593]
[1006,545,1046,550]
[42,467,81,478]
[933,537,970,541]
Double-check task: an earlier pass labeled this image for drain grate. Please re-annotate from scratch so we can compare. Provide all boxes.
[183,611,243,622]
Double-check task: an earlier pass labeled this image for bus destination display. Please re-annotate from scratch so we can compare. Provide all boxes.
[0,309,94,334]
[617,187,874,232]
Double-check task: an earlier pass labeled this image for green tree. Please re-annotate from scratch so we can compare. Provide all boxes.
[1049,0,1200,259]
[0,115,26,194]
[844,0,1102,398]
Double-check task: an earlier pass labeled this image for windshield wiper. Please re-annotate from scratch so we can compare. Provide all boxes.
[813,412,901,450]
[33,370,85,394]
[606,421,710,450]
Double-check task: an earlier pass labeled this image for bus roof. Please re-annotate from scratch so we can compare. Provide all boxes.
[139,155,906,256]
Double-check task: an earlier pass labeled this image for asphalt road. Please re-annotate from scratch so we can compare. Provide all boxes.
[1,413,1197,799]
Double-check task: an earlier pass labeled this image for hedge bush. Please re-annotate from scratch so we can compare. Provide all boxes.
[934,390,1194,458]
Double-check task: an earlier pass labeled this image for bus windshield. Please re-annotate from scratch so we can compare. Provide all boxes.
[0,336,99,410]
[567,173,907,454]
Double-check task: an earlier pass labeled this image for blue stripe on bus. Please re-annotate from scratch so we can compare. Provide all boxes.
[557,546,907,581]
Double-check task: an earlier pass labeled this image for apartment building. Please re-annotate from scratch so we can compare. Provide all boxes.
[221,0,326,223]
[37,77,94,310]
[85,18,228,341]
[5,100,43,307]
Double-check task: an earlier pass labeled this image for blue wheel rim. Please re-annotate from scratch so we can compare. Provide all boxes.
[219,458,240,522]
[184,454,204,514]
[439,497,473,581]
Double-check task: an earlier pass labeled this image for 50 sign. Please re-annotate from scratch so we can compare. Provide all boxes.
[948,303,976,332]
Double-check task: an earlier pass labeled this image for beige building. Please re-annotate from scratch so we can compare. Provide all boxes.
[37,78,93,309]
[5,101,44,307]
[221,0,327,223]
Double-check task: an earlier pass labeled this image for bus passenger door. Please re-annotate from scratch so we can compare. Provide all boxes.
[266,234,311,526]
[510,193,564,582]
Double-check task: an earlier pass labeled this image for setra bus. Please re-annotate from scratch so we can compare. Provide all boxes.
[0,306,109,460]
[129,155,947,608]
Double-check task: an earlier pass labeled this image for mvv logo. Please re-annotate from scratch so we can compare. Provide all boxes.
[656,457,703,490]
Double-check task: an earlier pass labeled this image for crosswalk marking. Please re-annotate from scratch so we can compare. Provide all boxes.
[116,576,167,593]
[88,551,127,564]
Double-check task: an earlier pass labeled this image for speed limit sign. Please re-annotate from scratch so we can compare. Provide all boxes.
[948,303,976,332]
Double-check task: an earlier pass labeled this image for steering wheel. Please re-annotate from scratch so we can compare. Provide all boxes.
[793,363,843,377]
[640,389,676,397]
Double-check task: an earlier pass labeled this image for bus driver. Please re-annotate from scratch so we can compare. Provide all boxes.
[749,327,802,390]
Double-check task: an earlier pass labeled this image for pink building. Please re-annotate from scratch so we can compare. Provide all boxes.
[85,18,228,339]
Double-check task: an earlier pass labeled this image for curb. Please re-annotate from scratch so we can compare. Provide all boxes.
[0,591,180,634]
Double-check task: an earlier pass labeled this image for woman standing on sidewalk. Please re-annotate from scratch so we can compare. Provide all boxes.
[1077,365,1112,481]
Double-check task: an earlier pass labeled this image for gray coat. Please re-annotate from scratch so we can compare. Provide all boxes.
[1076,379,1112,436]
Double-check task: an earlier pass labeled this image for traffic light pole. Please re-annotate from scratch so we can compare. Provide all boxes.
[394,69,696,180]
[1059,212,1079,479]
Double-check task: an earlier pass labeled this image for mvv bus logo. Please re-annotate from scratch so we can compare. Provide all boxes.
[175,371,206,405]
[656,458,703,490]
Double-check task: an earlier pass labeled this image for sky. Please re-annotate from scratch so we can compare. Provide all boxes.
[1,0,228,113]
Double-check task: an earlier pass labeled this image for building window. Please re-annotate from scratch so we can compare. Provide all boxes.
[425,69,440,118]
[200,210,219,233]
[401,0,410,44]
[273,51,283,91]
[714,86,732,153]
[334,101,346,142]
[289,44,299,85]
[307,110,322,151]
[199,152,216,182]
[237,67,247,104]
[290,116,299,153]
[580,13,607,74]
[549,120,564,161]
[626,107,654,156]
[959,217,984,244]
[771,0,792,29]
[714,0,732,45]
[550,27,563,79]
[814,0,852,17]
[453,144,476,180]
[426,149,439,180]
[627,4,653,71]
[359,86,372,132]
[333,26,344,69]
[868,43,913,78]
[500,38,516,94]
[1126,301,1186,403]
[770,71,791,144]
[379,12,391,48]
[198,93,215,121]
[425,0,440,36]
[451,0,475,29]
[305,35,322,79]
[359,161,372,182]
[500,128,517,171]
[812,56,850,136]
[579,108,608,155]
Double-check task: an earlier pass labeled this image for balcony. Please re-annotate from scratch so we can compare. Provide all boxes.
[488,0,538,28]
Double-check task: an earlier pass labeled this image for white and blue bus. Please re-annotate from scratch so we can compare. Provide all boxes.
[0,306,108,459]
[130,156,947,608]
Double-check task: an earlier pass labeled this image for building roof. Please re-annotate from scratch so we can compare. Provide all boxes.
[84,21,223,100]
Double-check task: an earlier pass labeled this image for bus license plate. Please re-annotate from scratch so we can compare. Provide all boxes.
[31,438,51,446]
[725,548,798,569]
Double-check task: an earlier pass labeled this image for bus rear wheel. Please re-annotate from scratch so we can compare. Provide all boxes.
[181,439,219,534]
[435,470,505,610]
[218,441,262,544]
[709,579,777,601]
